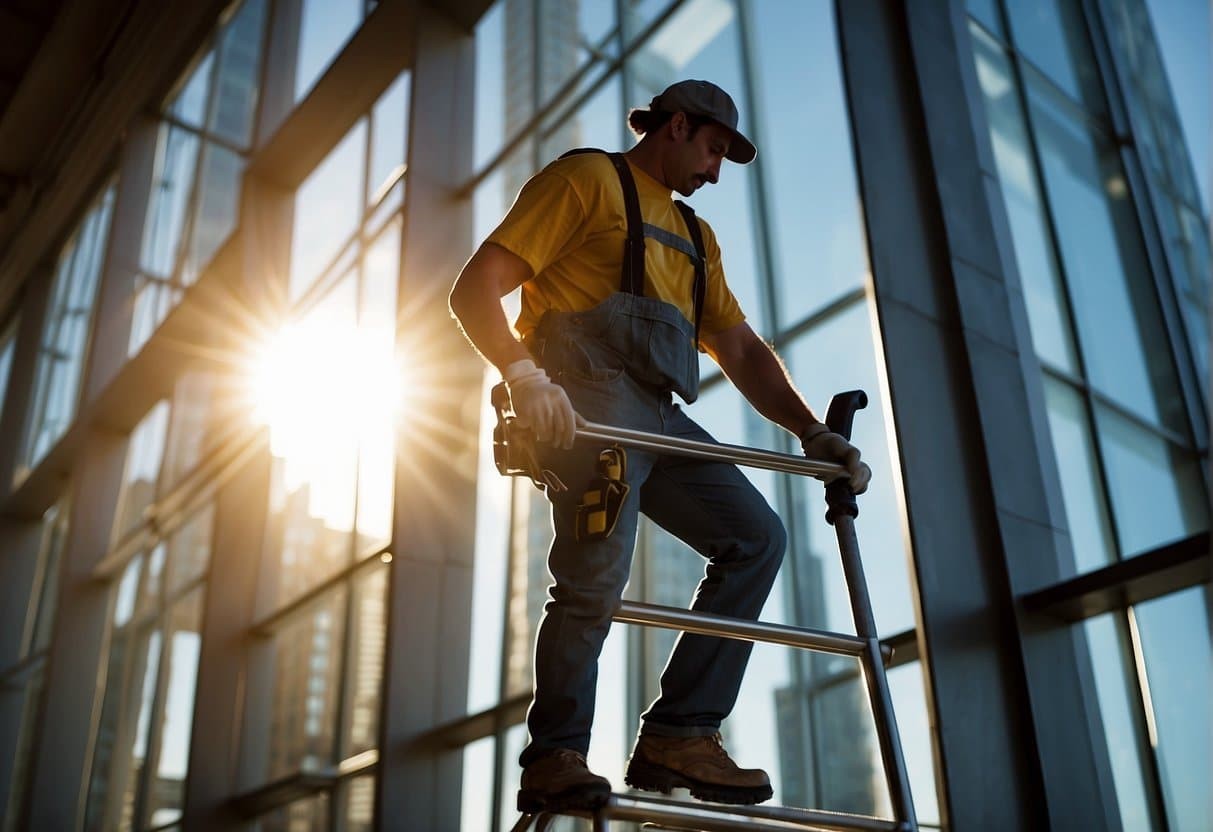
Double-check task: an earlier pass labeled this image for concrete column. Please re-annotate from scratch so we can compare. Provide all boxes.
[375,5,480,829]
[178,447,271,830]
[834,1,1119,829]
[23,427,127,830]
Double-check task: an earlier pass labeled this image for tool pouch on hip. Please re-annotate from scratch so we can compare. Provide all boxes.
[575,446,629,542]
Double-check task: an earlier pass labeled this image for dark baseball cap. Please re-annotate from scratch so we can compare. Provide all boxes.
[644,79,757,164]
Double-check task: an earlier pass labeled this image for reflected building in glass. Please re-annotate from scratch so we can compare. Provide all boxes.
[0,1,1206,831]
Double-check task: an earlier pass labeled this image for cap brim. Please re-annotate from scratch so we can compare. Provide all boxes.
[724,129,756,164]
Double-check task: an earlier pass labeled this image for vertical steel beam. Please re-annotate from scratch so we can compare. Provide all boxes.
[374,4,479,829]
[833,1,1120,829]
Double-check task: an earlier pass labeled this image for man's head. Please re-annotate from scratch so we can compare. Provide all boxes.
[628,80,756,197]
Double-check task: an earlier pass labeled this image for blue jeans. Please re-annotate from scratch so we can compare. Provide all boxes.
[519,294,786,767]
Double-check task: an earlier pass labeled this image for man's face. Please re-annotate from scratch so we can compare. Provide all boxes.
[670,116,732,197]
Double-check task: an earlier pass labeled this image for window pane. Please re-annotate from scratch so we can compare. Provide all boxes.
[252,792,329,832]
[1029,79,1187,433]
[1135,588,1212,832]
[887,662,941,827]
[1094,405,1207,556]
[355,222,398,557]
[342,774,375,831]
[168,52,214,128]
[289,121,366,302]
[787,301,916,636]
[753,0,871,326]
[343,565,387,758]
[1041,376,1117,571]
[167,504,214,594]
[1083,613,1158,830]
[459,735,496,831]
[24,185,116,470]
[535,0,616,116]
[160,370,221,489]
[367,72,410,206]
[113,401,171,542]
[141,127,202,280]
[1005,0,1106,112]
[142,587,205,829]
[466,375,509,714]
[474,2,510,171]
[208,0,268,147]
[972,24,1080,373]
[181,142,244,287]
[267,590,347,779]
[295,0,362,102]
[264,278,360,609]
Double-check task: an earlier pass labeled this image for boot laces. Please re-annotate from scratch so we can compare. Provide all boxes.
[708,732,733,761]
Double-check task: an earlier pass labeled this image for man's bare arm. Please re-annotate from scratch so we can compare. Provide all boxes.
[701,321,822,438]
[449,242,535,372]
[449,242,580,447]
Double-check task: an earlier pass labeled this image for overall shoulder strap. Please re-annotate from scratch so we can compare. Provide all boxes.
[558,147,645,297]
[673,200,707,347]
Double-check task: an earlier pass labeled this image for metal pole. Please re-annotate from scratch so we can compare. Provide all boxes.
[576,421,845,479]
[832,512,916,829]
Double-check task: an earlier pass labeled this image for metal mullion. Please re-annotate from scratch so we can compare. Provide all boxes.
[1121,606,1171,832]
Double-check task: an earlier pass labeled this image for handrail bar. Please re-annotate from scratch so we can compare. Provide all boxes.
[615,600,868,658]
[577,421,844,480]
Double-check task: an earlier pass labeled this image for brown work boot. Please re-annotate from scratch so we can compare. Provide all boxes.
[517,749,612,813]
[625,732,773,805]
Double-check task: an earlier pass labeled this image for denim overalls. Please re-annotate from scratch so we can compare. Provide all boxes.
[517,152,787,767]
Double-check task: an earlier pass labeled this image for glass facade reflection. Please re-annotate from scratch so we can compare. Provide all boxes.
[0,0,1204,829]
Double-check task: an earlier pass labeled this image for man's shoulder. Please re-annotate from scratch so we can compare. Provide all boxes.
[543,148,618,180]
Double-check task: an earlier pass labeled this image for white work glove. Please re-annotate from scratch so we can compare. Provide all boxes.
[800,423,872,494]
[504,359,580,449]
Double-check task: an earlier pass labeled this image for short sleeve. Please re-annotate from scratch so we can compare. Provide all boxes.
[486,169,590,278]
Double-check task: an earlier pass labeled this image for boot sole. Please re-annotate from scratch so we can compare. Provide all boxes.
[625,757,773,806]
[517,782,611,814]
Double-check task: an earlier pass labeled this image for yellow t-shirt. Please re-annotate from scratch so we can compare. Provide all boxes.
[486,152,746,341]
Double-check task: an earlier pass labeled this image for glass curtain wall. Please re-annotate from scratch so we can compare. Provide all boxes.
[0,503,68,832]
[462,1,939,829]
[131,0,269,356]
[18,183,117,479]
[966,1,1210,830]
[83,384,225,831]
[238,70,409,829]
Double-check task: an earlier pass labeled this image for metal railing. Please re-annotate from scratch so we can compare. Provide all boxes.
[498,388,918,832]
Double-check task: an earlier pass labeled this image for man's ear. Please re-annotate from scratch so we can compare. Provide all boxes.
[668,111,688,140]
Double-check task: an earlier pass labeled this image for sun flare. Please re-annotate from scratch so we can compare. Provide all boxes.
[246,319,403,466]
